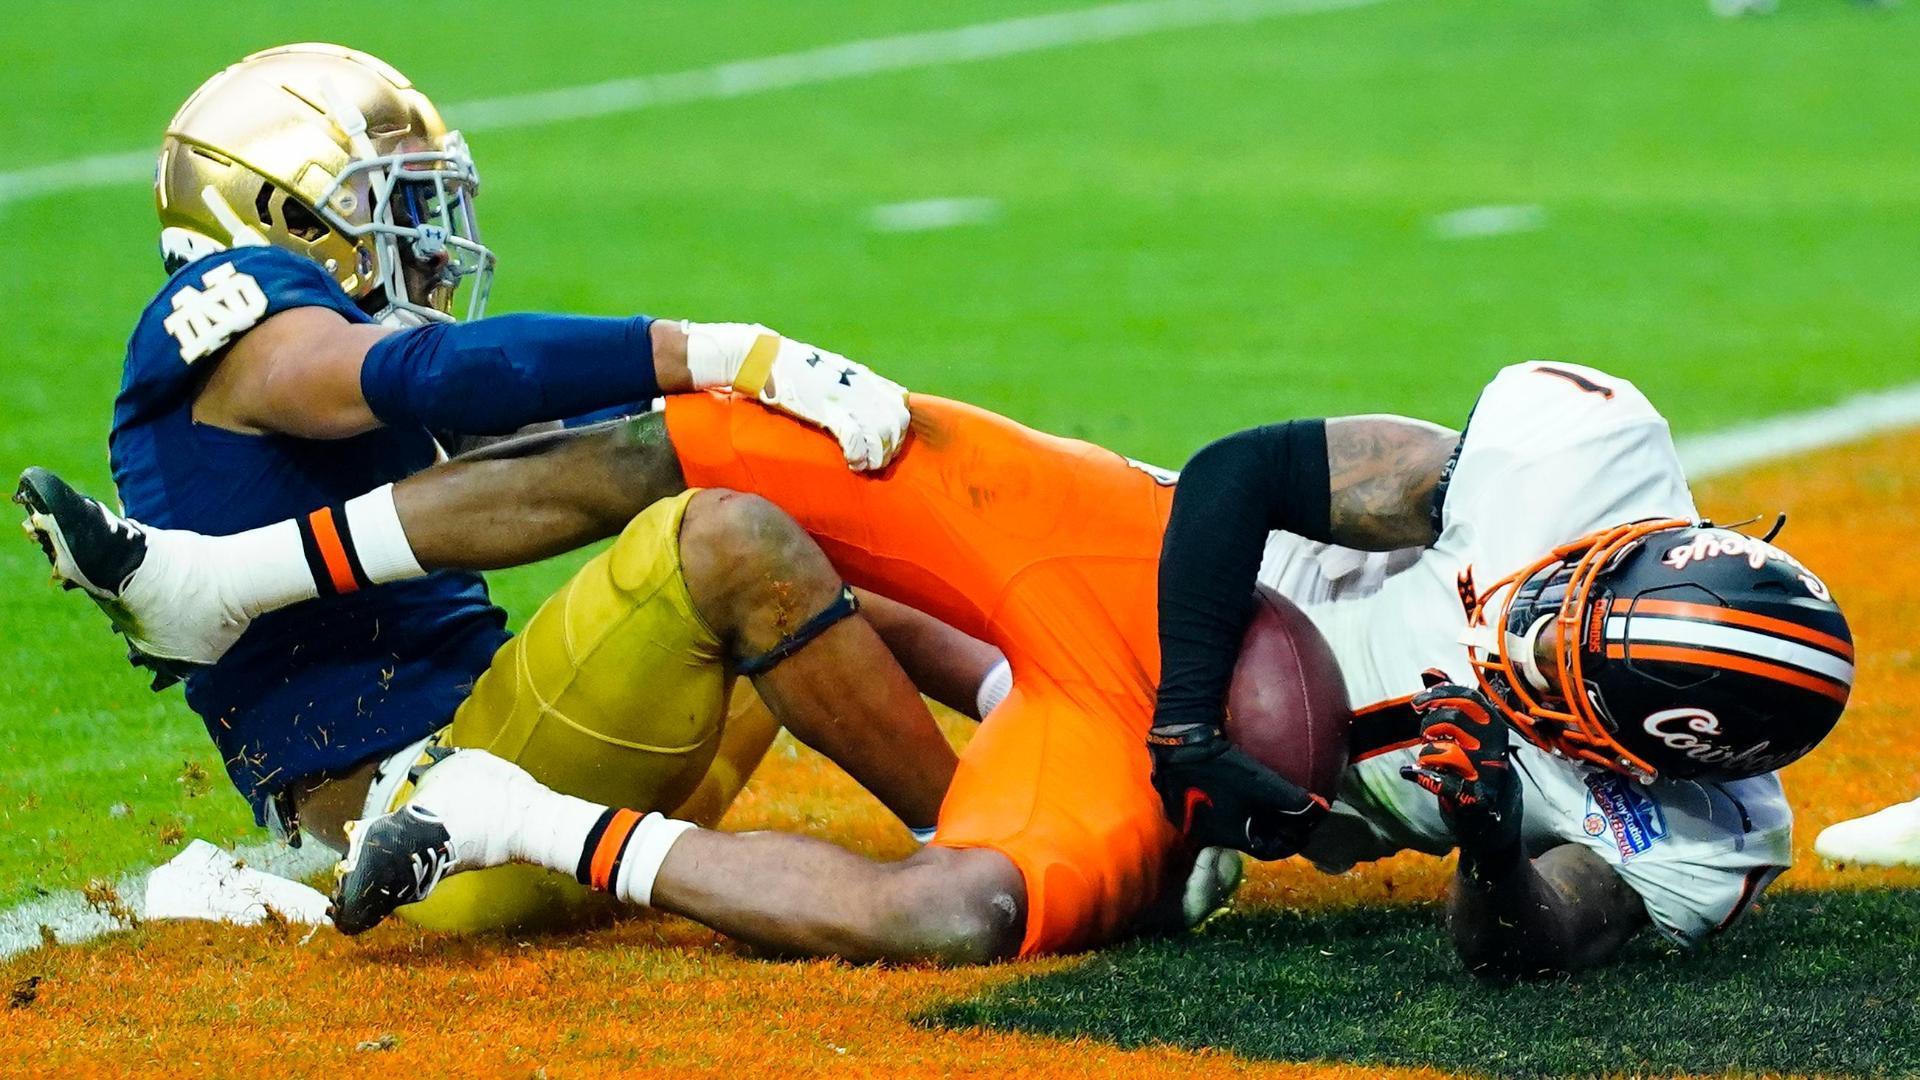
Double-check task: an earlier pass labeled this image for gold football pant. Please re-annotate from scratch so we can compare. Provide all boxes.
[397,489,780,933]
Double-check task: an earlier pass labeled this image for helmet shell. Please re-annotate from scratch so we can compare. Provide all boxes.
[156,44,454,304]
[1534,525,1851,781]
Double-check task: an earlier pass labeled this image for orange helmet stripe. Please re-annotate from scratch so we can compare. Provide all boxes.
[1609,598,1852,660]
[1604,643,1850,704]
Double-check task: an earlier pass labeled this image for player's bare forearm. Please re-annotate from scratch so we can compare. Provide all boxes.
[1446,842,1648,979]
[856,590,1004,719]
[393,412,686,570]
[1323,415,1458,552]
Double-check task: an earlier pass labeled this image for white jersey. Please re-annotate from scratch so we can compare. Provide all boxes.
[1264,362,1791,946]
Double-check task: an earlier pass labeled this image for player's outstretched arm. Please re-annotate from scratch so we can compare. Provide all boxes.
[1147,416,1456,857]
[196,308,908,470]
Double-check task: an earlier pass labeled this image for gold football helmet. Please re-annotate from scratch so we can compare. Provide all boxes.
[156,43,494,324]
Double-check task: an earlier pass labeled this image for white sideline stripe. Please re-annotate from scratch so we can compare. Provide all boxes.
[1429,203,1547,240]
[0,0,1387,207]
[1604,615,1856,684]
[868,197,1003,234]
[1676,380,1920,479]
[0,840,333,961]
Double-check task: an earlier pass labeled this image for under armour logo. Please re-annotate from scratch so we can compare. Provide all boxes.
[837,368,855,387]
[805,352,823,367]
[162,262,268,363]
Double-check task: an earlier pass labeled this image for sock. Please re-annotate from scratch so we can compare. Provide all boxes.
[289,483,427,598]
[976,658,1013,718]
[909,825,938,845]
[199,520,318,618]
[509,786,612,872]
[574,809,698,906]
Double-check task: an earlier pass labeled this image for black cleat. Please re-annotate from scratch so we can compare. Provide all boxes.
[15,466,147,597]
[329,804,458,936]
[16,467,197,690]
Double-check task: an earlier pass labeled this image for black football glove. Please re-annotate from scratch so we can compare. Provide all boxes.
[1148,722,1330,861]
[1398,671,1522,855]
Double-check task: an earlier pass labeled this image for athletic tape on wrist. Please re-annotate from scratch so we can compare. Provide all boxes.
[733,333,782,397]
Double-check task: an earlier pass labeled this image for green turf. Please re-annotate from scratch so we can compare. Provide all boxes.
[0,0,1915,908]
[931,889,1920,1078]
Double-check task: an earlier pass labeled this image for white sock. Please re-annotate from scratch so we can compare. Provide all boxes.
[976,658,1013,718]
[205,484,424,618]
[208,520,319,617]
[512,788,612,872]
[611,815,699,907]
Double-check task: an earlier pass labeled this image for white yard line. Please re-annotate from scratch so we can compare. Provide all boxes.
[0,0,1386,207]
[6,379,1917,960]
[1676,380,1920,479]
[1,840,332,960]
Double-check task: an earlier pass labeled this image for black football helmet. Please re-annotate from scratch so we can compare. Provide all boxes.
[1461,519,1852,782]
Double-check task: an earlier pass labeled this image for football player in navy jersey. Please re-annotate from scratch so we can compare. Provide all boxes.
[47,42,986,933]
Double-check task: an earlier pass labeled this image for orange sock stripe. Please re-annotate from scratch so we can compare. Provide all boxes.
[1605,643,1850,703]
[589,808,644,892]
[306,507,360,595]
[1610,597,1852,659]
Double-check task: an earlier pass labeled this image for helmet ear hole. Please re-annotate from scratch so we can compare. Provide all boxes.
[253,182,276,229]
[279,195,328,243]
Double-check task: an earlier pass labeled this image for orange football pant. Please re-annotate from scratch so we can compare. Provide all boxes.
[665,392,1186,956]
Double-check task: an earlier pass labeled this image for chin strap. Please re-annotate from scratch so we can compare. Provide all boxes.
[734,585,861,676]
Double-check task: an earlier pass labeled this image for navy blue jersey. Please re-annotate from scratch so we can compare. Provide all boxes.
[110,246,509,823]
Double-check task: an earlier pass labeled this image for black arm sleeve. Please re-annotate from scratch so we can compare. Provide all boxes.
[1152,420,1331,731]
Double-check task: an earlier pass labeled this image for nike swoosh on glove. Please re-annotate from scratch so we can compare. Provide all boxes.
[1399,670,1522,854]
[1149,722,1329,861]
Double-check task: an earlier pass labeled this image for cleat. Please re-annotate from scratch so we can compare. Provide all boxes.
[328,748,535,935]
[15,467,148,603]
[329,804,457,935]
[1181,846,1245,931]
[15,466,246,681]
[1814,796,1920,867]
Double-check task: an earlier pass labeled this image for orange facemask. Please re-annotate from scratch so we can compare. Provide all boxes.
[1458,518,1692,782]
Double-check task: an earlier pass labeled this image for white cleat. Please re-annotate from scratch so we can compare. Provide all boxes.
[1181,846,1246,931]
[1814,796,1920,867]
[16,466,251,685]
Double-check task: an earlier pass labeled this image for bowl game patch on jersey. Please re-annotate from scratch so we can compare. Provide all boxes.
[1583,772,1670,861]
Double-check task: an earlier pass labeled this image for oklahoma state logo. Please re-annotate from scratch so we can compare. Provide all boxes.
[162,262,268,363]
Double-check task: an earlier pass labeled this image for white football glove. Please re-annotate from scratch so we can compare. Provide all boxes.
[682,322,911,471]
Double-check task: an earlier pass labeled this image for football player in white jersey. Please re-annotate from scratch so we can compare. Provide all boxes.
[1151,360,1853,976]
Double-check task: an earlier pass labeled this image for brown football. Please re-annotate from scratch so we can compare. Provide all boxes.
[1222,585,1353,800]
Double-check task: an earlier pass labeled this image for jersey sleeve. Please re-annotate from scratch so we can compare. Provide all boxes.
[118,246,373,428]
[1438,362,1697,583]
[1521,752,1793,946]
[148,245,369,365]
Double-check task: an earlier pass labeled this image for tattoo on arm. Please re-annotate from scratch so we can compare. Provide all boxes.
[1324,415,1459,551]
